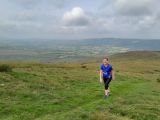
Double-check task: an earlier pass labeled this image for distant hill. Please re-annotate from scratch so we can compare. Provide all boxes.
[0,38,160,62]
[110,51,160,60]
[83,38,160,51]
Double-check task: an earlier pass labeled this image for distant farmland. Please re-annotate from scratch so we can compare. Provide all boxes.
[0,38,159,62]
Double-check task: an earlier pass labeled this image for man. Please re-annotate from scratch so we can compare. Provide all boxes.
[100,57,115,98]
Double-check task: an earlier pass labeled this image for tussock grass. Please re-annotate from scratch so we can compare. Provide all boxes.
[0,64,12,72]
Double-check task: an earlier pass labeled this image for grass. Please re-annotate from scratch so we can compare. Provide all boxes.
[0,64,12,72]
[0,51,160,120]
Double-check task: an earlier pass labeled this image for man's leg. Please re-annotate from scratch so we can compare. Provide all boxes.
[108,87,110,93]
[105,89,109,96]
[104,82,109,96]
[104,78,112,96]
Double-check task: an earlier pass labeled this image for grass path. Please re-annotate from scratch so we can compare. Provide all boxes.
[45,75,156,120]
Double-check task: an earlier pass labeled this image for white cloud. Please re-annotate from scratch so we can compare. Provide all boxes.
[63,7,90,26]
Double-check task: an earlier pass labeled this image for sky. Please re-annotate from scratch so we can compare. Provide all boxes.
[0,0,160,39]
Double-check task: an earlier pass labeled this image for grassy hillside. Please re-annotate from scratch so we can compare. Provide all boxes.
[0,51,160,120]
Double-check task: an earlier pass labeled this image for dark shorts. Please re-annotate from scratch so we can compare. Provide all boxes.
[103,77,112,90]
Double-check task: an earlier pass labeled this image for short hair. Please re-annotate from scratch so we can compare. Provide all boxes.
[103,57,109,61]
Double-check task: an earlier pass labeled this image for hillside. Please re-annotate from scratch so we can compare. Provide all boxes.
[0,51,160,120]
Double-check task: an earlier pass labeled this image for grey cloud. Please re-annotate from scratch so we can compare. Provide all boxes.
[0,0,160,39]
[0,21,16,32]
[64,16,90,26]
[12,0,70,9]
[114,0,156,16]
[12,0,41,8]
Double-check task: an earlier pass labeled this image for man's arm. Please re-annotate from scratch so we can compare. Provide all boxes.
[111,69,115,80]
[99,70,103,83]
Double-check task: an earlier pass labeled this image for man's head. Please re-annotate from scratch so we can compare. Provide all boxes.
[102,57,109,65]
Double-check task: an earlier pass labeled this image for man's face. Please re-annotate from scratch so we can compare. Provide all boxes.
[103,59,108,65]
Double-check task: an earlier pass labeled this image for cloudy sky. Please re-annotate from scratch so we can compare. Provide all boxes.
[0,0,160,39]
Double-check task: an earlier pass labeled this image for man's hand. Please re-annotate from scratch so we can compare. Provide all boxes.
[100,78,103,83]
[99,70,103,83]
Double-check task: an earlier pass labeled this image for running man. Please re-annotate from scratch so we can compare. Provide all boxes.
[100,57,115,98]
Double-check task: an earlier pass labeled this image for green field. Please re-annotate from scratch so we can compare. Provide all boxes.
[0,51,160,120]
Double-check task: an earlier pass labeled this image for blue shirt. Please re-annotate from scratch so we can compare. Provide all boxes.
[100,64,113,78]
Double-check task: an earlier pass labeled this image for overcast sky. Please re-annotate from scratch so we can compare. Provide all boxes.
[0,0,160,39]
